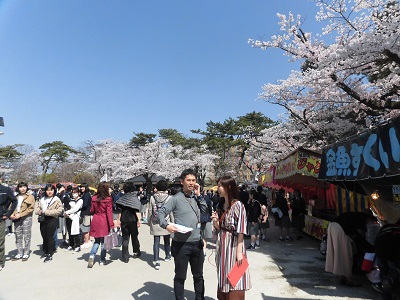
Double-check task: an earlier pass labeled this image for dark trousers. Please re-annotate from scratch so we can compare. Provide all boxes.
[153,235,171,261]
[40,217,58,256]
[121,222,140,260]
[65,218,80,248]
[0,220,5,267]
[53,222,59,250]
[171,240,205,300]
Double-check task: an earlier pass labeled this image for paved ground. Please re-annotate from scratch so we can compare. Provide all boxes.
[0,218,381,300]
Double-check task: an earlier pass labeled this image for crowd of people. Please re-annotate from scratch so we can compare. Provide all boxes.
[0,170,271,299]
[3,169,394,299]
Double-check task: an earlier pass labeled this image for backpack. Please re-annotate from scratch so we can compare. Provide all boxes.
[152,201,164,222]
[151,194,169,223]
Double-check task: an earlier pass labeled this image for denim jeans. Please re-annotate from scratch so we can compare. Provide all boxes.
[90,237,106,261]
[171,240,205,300]
[153,235,171,261]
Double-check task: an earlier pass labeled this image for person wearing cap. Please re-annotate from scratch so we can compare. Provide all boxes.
[10,182,35,261]
[0,176,18,270]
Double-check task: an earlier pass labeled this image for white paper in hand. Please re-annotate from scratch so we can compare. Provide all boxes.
[169,223,193,233]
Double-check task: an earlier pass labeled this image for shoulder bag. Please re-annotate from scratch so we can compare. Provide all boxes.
[38,197,54,223]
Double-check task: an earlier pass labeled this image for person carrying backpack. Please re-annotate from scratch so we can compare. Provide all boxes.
[147,180,173,270]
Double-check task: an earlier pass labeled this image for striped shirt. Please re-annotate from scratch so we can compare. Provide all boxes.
[215,201,251,292]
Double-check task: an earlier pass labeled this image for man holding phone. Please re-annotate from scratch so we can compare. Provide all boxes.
[157,169,208,300]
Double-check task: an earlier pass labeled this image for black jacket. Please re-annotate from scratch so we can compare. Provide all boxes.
[0,184,18,219]
[80,191,92,217]
[248,199,261,223]
[291,196,305,216]
[275,194,289,217]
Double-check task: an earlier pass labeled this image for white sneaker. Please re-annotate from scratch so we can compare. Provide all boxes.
[73,247,81,253]
[87,255,95,268]
[99,261,105,266]
[154,261,160,270]
[67,246,73,251]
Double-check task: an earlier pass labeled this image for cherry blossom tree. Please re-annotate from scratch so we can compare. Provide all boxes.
[178,145,219,186]
[249,0,400,128]
[11,151,42,183]
[247,0,400,169]
[85,138,217,189]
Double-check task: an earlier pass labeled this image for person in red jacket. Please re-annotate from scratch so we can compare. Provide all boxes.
[87,182,114,268]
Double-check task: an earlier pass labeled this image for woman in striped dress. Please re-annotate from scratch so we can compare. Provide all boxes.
[212,176,251,300]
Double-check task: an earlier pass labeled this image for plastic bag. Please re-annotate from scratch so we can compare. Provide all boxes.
[104,232,117,250]
[116,232,123,247]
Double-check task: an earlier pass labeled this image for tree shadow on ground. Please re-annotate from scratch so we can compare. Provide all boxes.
[253,223,381,299]
[131,281,214,300]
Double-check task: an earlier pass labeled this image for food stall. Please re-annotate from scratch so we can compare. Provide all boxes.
[273,147,334,240]
[319,116,400,225]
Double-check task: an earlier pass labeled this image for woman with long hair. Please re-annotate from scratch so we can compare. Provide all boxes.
[79,183,92,248]
[211,176,251,300]
[10,182,35,261]
[35,184,63,263]
[87,182,114,268]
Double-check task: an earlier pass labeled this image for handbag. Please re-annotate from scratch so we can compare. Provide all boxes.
[38,196,55,223]
[38,214,46,223]
[200,213,211,223]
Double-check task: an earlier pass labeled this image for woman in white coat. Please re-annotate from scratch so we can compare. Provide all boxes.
[64,187,83,252]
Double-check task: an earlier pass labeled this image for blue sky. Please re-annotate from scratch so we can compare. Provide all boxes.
[0,0,320,150]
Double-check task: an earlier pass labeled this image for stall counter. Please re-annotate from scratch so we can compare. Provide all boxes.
[304,215,330,240]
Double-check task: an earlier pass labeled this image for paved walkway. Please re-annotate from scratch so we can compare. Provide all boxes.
[0,218,380,300]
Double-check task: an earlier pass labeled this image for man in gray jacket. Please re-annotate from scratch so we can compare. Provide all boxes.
[158,169,207,300]
[0,176,17,271]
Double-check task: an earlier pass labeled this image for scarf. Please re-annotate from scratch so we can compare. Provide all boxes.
[115,192,141,211]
